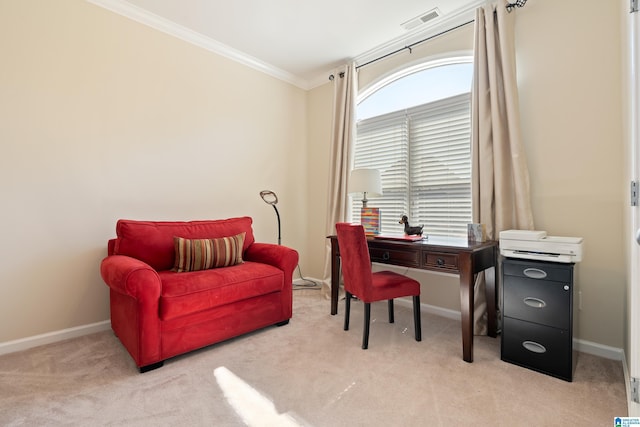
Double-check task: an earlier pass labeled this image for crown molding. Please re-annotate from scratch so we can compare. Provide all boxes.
[86,0,309,89]
[87,0,486,92]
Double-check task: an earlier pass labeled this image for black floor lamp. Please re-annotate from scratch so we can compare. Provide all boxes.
[260,190,281,245]
[259,190,320,289]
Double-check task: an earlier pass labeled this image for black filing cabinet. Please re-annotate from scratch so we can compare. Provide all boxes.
[501,258,577,381]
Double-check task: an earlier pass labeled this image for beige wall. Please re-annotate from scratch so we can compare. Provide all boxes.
[307,0,625,348]
[516,0,624,348]
[0,0,627,351]
[0,0,308,342]
[305,83,333,280]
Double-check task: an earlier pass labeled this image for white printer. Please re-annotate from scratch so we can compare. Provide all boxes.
[499,230,583,263]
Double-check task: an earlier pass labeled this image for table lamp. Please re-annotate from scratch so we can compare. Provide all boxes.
[348,168,382,208]
[349,168,382,235]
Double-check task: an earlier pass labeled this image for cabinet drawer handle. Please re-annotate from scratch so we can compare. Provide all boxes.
[523,268,547,279]
[382,252,390,261]
[522,341,547,354]
[523,297,546,308]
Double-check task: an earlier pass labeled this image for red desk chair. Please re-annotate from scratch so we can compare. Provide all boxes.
[335,222,422,349]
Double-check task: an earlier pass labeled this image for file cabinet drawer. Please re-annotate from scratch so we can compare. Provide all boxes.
[501,317,572,381]
[503,258,572,282]
[503,276,572,329]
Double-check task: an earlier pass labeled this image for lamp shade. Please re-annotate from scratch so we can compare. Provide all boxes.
[348,168,382,197]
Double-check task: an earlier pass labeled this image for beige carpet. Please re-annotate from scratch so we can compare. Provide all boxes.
[0,290,627,426]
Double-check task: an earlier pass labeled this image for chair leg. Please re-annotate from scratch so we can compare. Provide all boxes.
[362,302,371,349]
[413,295,422,342]
[388,299,394,323]
[344,292,351,331]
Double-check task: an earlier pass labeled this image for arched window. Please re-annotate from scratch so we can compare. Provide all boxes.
[352,57,473,237]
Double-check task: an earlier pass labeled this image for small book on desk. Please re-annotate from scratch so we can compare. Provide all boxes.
[374,234,426,242]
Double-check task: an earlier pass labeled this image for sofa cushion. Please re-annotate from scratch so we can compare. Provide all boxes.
[158,261,284,321]
[113,217,255,271]
[173,233,245,272]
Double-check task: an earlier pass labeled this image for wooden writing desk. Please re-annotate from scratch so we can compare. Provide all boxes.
[328,235,498,363]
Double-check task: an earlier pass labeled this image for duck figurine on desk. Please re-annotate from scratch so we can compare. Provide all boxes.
[399,215,424,236]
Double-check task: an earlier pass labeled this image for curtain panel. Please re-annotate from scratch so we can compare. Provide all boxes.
[322,63,358,294]
[471,0,535,334]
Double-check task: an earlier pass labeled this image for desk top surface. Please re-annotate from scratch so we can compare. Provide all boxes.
[373,235,496,250]
[329,234,497,251]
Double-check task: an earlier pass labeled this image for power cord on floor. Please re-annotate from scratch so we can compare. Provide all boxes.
[293,264,321,290]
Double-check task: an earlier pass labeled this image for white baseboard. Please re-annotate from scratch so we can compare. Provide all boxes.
[420,303,462,321]
[4,285,622,362]
[574,338,624,361]
[394,297,461,321]
[295,277,461,322]
[399,298,625,361]
[0,320,111,356]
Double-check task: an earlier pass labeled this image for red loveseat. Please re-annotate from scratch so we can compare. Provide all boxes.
[100,217,298,372]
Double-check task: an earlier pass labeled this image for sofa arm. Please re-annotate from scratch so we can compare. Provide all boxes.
[244,243,299,284]
[100,255,162,300]
[100,255,162,369]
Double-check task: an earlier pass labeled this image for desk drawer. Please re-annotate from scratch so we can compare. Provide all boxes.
[370,247,420,268]
[422,251,459,272]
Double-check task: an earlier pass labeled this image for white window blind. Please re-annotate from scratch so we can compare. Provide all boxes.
[352,93,472,237]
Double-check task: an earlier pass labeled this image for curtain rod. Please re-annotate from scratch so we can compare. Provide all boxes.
[506,0,528,13]
[355,19,473,71]
[330,0,528,78]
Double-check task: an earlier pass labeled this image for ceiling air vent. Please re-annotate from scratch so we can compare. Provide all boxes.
[401,8,440,31]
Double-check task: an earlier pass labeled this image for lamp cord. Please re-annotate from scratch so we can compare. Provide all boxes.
[294,264,321,290]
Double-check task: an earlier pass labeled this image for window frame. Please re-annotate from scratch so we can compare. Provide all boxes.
[351,57,474,238]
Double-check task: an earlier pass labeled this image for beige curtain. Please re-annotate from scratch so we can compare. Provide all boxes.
[322,63,358,295]
[471,1,534,334]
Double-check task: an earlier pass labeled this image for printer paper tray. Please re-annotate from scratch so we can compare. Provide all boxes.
[500,249,574,263]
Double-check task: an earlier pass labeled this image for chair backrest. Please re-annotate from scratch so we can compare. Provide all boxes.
[335,223,373,299]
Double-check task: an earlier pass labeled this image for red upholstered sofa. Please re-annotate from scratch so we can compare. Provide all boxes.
[100,217,298,372]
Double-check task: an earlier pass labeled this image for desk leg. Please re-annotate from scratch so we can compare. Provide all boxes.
[459,253,474,363]
[486,265,497,338]
[330,238,340,315]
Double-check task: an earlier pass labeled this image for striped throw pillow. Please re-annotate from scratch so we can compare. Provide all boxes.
[173,232,245,272]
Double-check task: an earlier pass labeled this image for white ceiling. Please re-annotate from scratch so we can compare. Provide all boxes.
[91,0,484,89]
